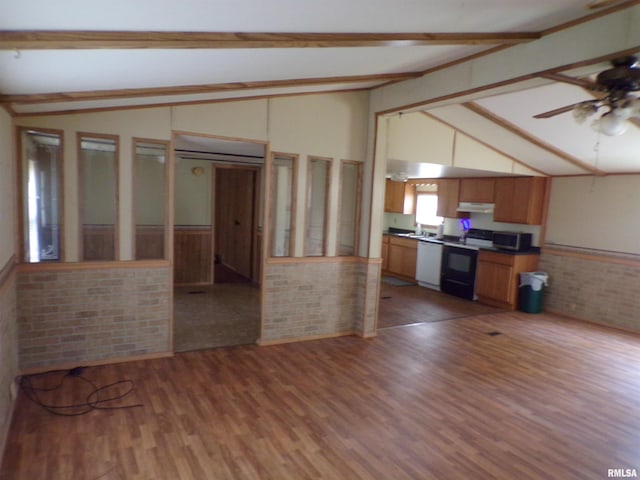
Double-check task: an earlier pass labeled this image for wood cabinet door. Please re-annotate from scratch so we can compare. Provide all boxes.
[387,244,404,275]
[494,177,546,224]
[436,179,460,218]
[476,260,513,303]
[459,178,495,203]
[384,179,405,213]
[381,239,389,271]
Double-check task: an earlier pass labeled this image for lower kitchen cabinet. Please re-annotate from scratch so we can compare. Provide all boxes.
[381,235,389,271]
[384,236,418,280]
[476,250,539,310]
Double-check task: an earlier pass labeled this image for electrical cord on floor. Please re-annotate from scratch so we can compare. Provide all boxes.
[18,367,144,416]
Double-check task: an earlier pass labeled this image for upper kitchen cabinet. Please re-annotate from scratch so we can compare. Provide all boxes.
[493,177,548,225]
[385,179,416,214]
[459,178,495,203]
[436,179,461,218]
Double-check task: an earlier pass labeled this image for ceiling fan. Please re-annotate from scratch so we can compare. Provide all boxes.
[534,55,640,135]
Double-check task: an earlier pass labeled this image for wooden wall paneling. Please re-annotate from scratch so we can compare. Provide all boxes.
[173,227,213,285]
[81,225,116,261]
[135,226,165,260]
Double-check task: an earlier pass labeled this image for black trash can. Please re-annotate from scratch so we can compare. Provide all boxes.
[518,272,548,313]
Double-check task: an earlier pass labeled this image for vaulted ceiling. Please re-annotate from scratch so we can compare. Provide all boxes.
[1,0,639,175]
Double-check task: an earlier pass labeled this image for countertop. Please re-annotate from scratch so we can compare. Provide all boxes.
[383,229,540,255]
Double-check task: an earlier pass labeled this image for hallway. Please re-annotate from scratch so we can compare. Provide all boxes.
[172,265,260,352]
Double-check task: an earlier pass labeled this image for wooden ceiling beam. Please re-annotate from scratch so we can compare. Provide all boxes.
[0,30,541,50]
[0,72,421,105]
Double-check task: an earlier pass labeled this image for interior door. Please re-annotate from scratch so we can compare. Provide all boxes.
[214,167,256,279]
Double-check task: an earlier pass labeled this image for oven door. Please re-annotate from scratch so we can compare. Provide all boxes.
[440,245,478,300]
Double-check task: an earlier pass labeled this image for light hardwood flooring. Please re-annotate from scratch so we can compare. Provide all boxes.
[2,311,640,479]
[378,283,504,328]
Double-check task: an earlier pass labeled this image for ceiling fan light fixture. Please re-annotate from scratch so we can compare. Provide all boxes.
[572,102,597,124]
[592,111,628,136]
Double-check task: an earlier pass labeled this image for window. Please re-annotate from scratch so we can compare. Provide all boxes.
[20,129,63,263]
[305,157,331,256]
[337,161,362,256]
[269,154,297,257]
[79,133,118,261]
[134,140,168,260]
[415,193,443,227]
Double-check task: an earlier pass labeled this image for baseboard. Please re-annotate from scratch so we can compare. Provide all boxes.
[258,331,356,346]
[19,351,174,376]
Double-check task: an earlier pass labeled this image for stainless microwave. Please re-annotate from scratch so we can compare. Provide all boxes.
[492,231,532,251]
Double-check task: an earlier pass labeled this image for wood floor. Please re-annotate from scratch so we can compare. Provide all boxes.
[2,311,640,479]
[378,283,504,328]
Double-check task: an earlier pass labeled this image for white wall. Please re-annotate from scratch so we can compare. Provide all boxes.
[546,175,640,255]
[0,108,15,266]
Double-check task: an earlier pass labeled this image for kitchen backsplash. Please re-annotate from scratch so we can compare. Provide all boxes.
[384,212,542,245]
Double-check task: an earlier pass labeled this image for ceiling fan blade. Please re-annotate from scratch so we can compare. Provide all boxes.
[533,103,581,119]
[539,73,602,92]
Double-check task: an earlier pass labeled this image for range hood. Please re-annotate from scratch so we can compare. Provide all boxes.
[456,202,495,214]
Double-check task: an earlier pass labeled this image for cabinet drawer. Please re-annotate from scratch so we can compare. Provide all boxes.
[389,236,418,248]
[478,250,515,266]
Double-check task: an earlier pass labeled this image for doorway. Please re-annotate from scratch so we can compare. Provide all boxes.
[172,133,265,352]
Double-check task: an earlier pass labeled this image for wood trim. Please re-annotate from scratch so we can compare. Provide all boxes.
[77,132,120,261]
[0,31,541,50]
[2,73,420,106]
[15,126,65,263]
[305,156,333,257]
[462,102,603,175]
[257,330,356,347]
[336,160,363,257]
[420,111,549,177]
[267,152,298,259]
[542,245,640,267]
[131,137,170,261]
[266,255,366,265]
[0,255,17,295]
[19,351,174,376]
[540,0,640,35]
[11,87,373,118]
[17,259,170,273]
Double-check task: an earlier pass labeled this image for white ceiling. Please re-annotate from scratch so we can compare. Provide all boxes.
[1,0,639,176]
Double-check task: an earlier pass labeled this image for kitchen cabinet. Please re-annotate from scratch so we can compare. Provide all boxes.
[459,178,495,203]
[476,250,539,310]
[436,179,461,218]
[493,177,547,225]
[384,179,416,214]
[381,235,389,271]
[385,236,418,280]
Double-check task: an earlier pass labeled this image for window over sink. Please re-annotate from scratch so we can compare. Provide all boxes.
[415,192,443,227]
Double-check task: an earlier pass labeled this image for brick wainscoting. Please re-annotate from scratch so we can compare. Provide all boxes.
[539,248,640,333]
[16,262,172,370]
[262,258,380,343]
